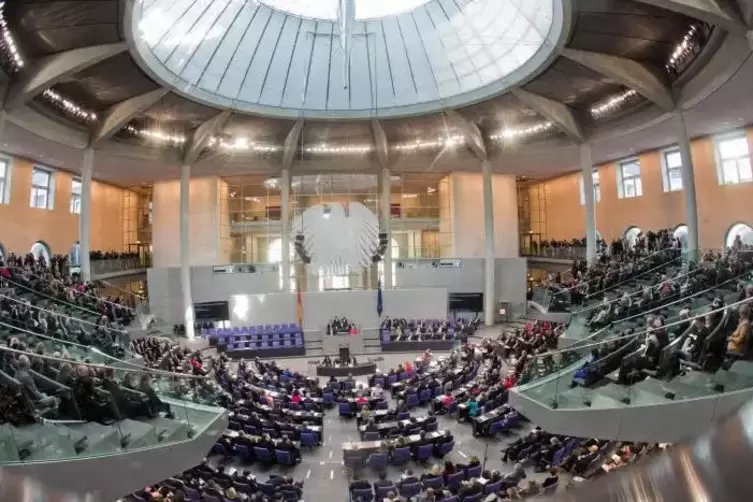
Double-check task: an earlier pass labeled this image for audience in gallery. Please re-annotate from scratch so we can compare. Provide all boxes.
[327,316,357,335]
[89,250,141,262]
[1,253,134,330]
[0,343,183,424]
[537,228,683,308]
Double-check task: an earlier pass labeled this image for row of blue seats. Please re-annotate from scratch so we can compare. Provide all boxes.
[203,323,302,337]
[221,338,304,350]
[360,441,454,473]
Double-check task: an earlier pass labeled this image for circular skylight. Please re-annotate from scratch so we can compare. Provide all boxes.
[260,0,434,20]
[127,0,566,119]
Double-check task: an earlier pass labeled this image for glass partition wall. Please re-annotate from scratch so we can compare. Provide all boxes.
[221,173,452,291]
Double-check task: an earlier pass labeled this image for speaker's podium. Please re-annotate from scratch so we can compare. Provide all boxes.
[322,328,366,355]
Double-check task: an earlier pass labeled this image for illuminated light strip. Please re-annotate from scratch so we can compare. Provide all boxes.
[590,89,639,119]
[304,143,373,154]
[124,124,186,146]
[666,24,700,72]
[42,89,98,122]
[208,136,281,153]
[489,121,554,142]
[0,1,24,71]
[393,134,465,152]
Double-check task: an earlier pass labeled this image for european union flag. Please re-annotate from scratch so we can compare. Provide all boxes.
[377,278,383,317]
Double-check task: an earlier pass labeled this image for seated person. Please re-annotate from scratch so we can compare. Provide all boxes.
[399,469,419,485]
[727,304,751,356]
[421,465,443,485]
[541,467,559,488]
[373,471,394,493]
[411,431,431,457]
[458,480,483,498]
[349,474,372,493]
[15,355,59,412]
[501,463,527,490]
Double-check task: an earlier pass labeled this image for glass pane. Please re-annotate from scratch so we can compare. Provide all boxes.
[621,161,640,177]
[71,179,82,195]
[30,189,48,209]
[0,160,6,177]
[635,177,643,197]
[665,150,682,168]
[738,158,752,182]
[624,179,636,198]
[32,169,50,187]
[723,161,740,184]
[668,168,683,191]
[719,136,749,159]
[594,185,601,202]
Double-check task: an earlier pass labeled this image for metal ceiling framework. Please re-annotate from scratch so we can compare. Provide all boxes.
[0,0,752,180]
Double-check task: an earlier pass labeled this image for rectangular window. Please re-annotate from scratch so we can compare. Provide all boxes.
[30,167,53,209]
[579,169,600,205]
[70,178,82,214]
[661,148,684,192]
[715,133,752,185]
[618,159,643,198]
[0,158,8,204]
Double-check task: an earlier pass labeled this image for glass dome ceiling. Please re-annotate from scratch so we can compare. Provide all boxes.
[128,0,564,119]
[260,0,435,21]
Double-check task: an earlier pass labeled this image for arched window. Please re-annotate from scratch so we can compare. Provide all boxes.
[624,226,642,250]
[0,243,6,264]
[31,241,51,265]
[725,223,753,249]
[673,225,689,249]
[268,237,296,291]
[378,238,401,286]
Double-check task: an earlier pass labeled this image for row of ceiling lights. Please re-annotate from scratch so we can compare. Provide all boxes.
[0,1,706,150]
[0,1,23,71]
[666,24,702,74]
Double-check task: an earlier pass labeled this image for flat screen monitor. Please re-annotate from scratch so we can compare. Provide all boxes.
[448,293,483,312]
[194,301,230,321]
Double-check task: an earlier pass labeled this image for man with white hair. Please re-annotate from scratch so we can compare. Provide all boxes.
[15,354,59,410]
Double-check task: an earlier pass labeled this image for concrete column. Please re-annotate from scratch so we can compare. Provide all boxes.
[281,168,291,292]
[180,164,195,339]
[580,143,597,262]
[380,167,393,288]
[675,111,699,255]
[80,148,94,282]
[482,160,495,327]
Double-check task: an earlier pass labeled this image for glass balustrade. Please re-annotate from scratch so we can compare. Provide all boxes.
[541,247,688,312]
[518,282,753,410]
[2,274,135,357]
[521,254,752,385]
[0,346,222,464]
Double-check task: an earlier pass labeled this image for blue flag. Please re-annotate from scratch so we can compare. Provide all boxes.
[377,278,383,317]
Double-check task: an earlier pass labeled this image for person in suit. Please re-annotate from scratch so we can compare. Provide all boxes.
[399,469,420,486]
[277,435,301,463]
[15,355,59,411]
[373,472,394,493]
[349,474,372,493]
[138,373,174,418]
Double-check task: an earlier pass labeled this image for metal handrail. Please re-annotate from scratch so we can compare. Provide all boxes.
[558,264,751,353]
[0,342,210,380]
[527,293,753,361]
[575,259,708,314]
[554,247,686,297]
[0,293,126,333]
[8,266,137,313]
